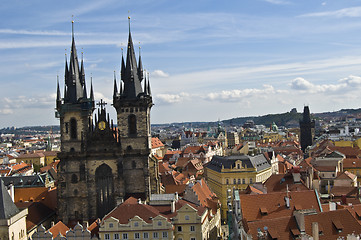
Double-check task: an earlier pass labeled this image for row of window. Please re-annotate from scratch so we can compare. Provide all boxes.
[105,231,168,239]
[226,178,253,185]
[121,107,146,113]
[177,225,195,232]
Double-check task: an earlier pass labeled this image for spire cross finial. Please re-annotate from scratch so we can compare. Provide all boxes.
[128,12,131,32]
[96,99,107,110]
[139,42,141,55]
[71,15,74,38]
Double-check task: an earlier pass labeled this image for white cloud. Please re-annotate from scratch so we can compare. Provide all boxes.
[156,92,189,104]
[204,85,287,102]
[289,75,361,93]
[300,6,361,18]
[264,0,290,5]
[152,70,169,78]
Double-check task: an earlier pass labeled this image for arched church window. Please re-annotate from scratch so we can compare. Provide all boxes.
[128,114,137,135]
[117,161,123,176]
[71,174,78,184]
[132,161,136,169]
[79,164,85,180]
[95,164,115,218]
[70,118,77,139]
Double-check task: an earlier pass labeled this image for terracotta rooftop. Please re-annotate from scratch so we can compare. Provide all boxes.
[105,197,206,224]
[239,190,321,222]
[263,174,309,193]
[343,157,361,168]
[182,145,206,155]
[304,209,361,239]
[48,221,69,238]
[151,137,164,149]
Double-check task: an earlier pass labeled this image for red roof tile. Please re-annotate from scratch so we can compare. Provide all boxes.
[48,221,69,238]
[151,137,164,149]
[239,190,321,222]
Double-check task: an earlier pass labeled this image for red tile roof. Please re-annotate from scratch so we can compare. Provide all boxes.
[239,190,321,222]
[151,137,164,149]
[48,221,69,238]
[263,174,309,193]
[105,197,205,224]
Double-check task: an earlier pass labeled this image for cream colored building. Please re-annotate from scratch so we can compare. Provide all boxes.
[99,193,221,240]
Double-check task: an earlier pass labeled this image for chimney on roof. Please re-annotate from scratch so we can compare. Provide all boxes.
[175,192,179,200]
[341,195,347,205]
[171,200,176,213]
[284,196,290,208]
[329,202,336,211]
[312,222,319,240]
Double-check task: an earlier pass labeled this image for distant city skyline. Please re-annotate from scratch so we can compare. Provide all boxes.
[2,0,361,128]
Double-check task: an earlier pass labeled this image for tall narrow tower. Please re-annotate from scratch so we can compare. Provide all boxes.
[113,20,156,198]
[56,22,96,223]
[56,19,159,224]
[299,106,315,153]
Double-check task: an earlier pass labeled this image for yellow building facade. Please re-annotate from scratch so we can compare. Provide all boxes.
[99,194,221,240]
[205,155,272,219]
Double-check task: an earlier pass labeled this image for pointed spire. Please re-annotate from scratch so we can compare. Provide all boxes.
[121,53,126,80]
[80,51,85,86]
[138,45,143,81]
[57,75,61,102]
[83,78,88,99]
[121,16,143,99]
[147,77,152,96]
[64,20,83,103]
[120,81,123,95]
[90,76,95,109]
[113,71,118,99]
[64,83,67,100]
[147,72,152,96]
[143,73,147,95]
[64,53,69,85]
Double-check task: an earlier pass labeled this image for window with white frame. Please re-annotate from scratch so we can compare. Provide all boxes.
[143,232,149,239]
[185,215,190,220]
[114,233,119,240]
[190,226,195,231]
[158,221,162,226]
[134,233,140,239]
[122,233,128,239]
[162,232,168,238]
[104,234,110,240]
[134,222,139,227]
[153,232,159,238]
[109,223,113,228]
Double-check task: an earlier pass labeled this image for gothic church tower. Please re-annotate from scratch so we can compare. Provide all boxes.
[56,21,159,224]
[113,22,156,198]
[299,106,315,153]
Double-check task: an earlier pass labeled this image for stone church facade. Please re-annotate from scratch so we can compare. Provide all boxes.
[55,22,160,223]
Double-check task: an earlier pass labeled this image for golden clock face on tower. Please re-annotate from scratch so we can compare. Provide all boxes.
[98,121,106,131]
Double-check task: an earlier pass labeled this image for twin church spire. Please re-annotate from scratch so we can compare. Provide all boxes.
[57,19,152,110]
[56,21,94,110]
[115,21,152,100]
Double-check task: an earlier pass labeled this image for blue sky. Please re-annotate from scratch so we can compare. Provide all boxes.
[2,0,361,127]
